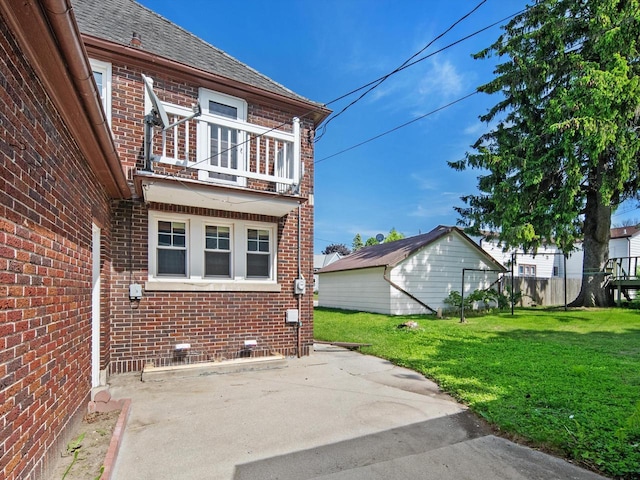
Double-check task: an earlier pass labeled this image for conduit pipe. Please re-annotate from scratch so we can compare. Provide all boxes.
[296,204,303,358]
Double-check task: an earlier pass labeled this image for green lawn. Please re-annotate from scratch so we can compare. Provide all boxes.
[314,307,640,478]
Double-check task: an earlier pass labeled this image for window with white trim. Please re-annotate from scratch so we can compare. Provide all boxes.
[205,225,231,277]
[518,264,536,277]
[198,88,247,186]
[148,212,277,287]
[157,220,187,276]
[247,228,271,278]
[89,58,112,125]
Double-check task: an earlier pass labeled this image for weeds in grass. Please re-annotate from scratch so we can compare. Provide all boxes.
[62,433,85,480]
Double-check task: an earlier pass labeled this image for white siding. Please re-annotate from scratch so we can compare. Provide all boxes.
[610,237,629,259]
[390,232,502,311]
[318,267,392,314]
[564,247,584,279]
[390,289,430,315]
[480,239,558,278]
[630,235,640,258]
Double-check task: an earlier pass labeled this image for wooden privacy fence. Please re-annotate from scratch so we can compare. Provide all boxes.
[509,276,581,307]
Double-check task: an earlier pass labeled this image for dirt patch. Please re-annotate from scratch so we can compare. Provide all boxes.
[51,410,120,480]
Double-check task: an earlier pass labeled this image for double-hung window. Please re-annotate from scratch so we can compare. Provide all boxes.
[247,229,271,278]
[205,225,231,277]
[148,212,278,291]
[157,221,187,276]
[518,264,536,277]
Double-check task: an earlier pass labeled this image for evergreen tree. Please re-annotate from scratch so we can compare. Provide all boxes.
[450,0,640,306]
[384,227,405,243]
[352,233,364,252]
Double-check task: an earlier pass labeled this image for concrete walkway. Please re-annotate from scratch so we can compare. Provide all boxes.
[109,344,607,480]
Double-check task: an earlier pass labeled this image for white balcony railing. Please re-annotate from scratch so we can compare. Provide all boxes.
[150,102,301,194]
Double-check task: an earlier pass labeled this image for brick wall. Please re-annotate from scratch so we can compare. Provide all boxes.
[108,63,317,373]
[0,18,113,480]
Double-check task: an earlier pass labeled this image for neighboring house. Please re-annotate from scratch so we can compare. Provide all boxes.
[609,226,640,261]
[474,234,568,278]
[1,1,328,479]
[476,227,640,280]
[317,226,506,315]
[313,252,343,292]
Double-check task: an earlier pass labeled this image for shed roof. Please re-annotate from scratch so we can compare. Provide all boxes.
[319,226,506,274]
[71,0,322,107]
[610,226,640,239]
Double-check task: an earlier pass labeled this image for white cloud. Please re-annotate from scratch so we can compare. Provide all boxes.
[410,172,438,191]
[408,191,463,219]
[417,58,465,100]
[463,121,486,137]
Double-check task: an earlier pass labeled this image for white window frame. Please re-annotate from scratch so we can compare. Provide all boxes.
[518,264,537,277]
[197,88,248,187]
[156,219,188,277]
[204,223,233,278]
[146,212,279,292]
[89,58,112,126]
[246,227,272,279]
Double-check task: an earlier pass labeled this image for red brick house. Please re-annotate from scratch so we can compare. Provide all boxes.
[0,0,328,478]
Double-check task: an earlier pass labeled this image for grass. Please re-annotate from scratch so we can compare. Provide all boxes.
[314,307,640,478]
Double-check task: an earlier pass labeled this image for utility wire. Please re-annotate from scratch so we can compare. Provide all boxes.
[170,6,524,176]
[315,0,488,142]
[146,7,525,207]
[315,91,479,165]
[315,8,526,142]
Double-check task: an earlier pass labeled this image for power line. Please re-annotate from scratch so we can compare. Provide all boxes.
[144,8,526,209]
[151,7,523,183]
[315,91,479,165]
[314,0,488,141]
[314,8,526,142]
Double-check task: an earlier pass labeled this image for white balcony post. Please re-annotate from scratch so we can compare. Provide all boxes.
[293,117,301,186]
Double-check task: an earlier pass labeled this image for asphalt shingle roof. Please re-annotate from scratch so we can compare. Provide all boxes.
[71,0,319,106]
[319,226,486,274]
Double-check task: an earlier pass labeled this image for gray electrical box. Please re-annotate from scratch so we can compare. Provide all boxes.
[294,278,306,295]
[129,283,142,300]
[286,309,299,323]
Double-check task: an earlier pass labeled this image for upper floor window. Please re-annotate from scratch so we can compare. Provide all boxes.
[89,58,112,125]
[198,88,247,186]
[148,212,276,287]
[518,264,536,277]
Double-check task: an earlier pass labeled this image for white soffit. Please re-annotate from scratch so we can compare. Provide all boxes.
[139,177,301,217]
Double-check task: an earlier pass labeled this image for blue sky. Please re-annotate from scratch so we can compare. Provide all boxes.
[137,0,638,252]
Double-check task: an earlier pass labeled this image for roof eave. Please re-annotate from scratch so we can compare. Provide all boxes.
[0,0,131,199]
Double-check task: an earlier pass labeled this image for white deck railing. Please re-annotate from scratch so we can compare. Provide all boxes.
[151,102,301,193]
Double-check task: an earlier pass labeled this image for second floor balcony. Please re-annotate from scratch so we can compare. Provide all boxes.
[136,96,305,217]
